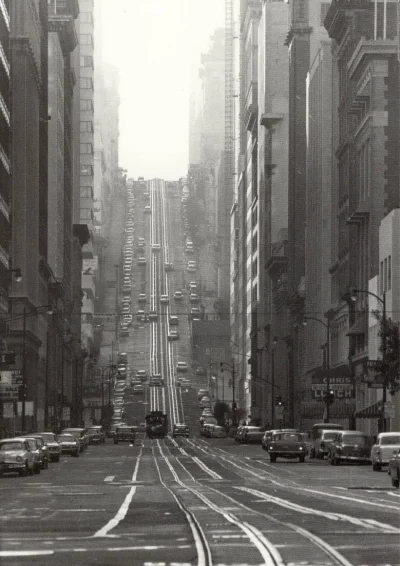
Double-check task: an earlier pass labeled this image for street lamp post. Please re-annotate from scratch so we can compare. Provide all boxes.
[303,316,331,423]
[271,345,275,428]
[349,289,387,431]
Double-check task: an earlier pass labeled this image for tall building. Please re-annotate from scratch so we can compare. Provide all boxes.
[0,0,11,334]
[325,0,400,433]
[78,0,96,354]
[233,0,262,421]
[256,0,290,427]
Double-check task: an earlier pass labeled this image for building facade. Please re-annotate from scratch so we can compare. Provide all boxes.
[325,0,400,433]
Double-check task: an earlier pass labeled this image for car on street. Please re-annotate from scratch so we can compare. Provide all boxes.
[370,432,400,471]
[114,426,136,444]
[266,431,308,462]
[32,432,61,462]
[152,243,161,251]
[27,435,49,469]
[195,366,206,376]
[329,431,372,465]
[174,291,183,300]
[107,423,126,439]
[261,429,299,450]
[160,294,169,304]
[198,389,210,399]
[168,330,179,341]
[137,257,146,265]
[150,374,164,386]
[136,369,147,381]
[133,384,144,394]
[172,424,190,438]
[61,428,88,452]
[165,262,174,271]
[313,429,339,459]
[199,396,211,408]
[211,425,227,438]
[56,433,80,457]
[242,426,264,444]
[169,315,179,325]
[87,426,106,444]
[177,361,188,372]
[144,205,151,213]
[149,310,158,321]
[191,307,200,318]
[122,285,131,293]
[187,265,196,272]
[0,438,35,476]
[138,293,147,303]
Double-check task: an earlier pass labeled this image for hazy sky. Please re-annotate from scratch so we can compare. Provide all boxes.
[98,0,225,180]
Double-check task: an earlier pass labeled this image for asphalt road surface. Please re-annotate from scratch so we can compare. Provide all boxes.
[1,437,399,565]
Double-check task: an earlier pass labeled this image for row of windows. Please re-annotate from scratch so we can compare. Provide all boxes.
[80,143,93,155]
[80,120,93,133]
[80,12,93,24]
[80,99,93,112]
[81,77,93,90]
[80,164,93,176]
[80,208,93,220]
[80,186,93,198]
[380,255,392,294]
[80,33,93,46]
[80,56,93,68]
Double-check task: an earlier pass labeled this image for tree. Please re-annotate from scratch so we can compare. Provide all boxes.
[373,311,400,394]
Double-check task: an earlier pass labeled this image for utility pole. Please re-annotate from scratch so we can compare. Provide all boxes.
[21,307,27,432]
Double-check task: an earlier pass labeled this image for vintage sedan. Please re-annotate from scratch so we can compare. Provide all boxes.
[388,449,400,488]
[242,426,264,444]
[17,437,43,473]
[267,431,307,462]
[114,426,136,444]
[172,424,190,438]
[262,429,299,450]
[61,428,88,452]
[56,433,80,456]
[329,431,372,465]
[32,432,61,462]
[87,426,106,445]
[0,438,35,476]
[371,432,400,471]
[27,435,49,469]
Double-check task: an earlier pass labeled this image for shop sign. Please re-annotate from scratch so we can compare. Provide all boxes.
[311,375,354,400]
[0,383,19,400]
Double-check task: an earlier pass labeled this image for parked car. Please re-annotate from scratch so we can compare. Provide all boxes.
[168,330,179,341]
[169,315,179,325]
[261,429,299,450]
[32,432,61,462]
[329,431,372,465]
[172,424,190,438]
[195,367,206,376]
[0,438,35,476]
[242,426,264,444]
[174,291,183,300]
[133,384,144,394]
[177,362,188,372]
[389,449,400,488]
[371,432,400,471]
[27,435,49,469]
[114,426,136,444]
[267,431,308,463]
[136,369,147,381]
[313,429,339,459]
[160,294,169,304]
[198,389,210,400]
[211,425,227,438]
[56,433,80,457]
[87,426,106,444]
[17,437,43,473]
[61,428,88,452]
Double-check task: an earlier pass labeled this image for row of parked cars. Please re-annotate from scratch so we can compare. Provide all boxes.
[0,426,105,477]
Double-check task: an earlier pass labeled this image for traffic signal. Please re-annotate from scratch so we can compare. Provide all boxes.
[232,401,237,410]
[275,396,283,407]
[18,384,27,401]
[324,389,335,405]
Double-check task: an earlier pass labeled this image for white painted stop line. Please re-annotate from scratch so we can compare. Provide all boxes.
[104,476,115,482]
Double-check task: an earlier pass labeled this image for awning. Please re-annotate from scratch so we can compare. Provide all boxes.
[346,312,368,336]
[354,401,383,419]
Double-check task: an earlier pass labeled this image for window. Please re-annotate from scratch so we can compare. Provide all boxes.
[388,255,391,291]
[80,77,93,89]
[80,121,93,133]
[80,56,93,68]
[80,164,93,176]
[358,140,370,202]
[80,208,92,220]
[252,259,258,278]
[80,186,92,198]
[320,3,330,25]
[80,12,93,24]
[80,99,93,111]
[80,143,93,155]
[80,34,93,46]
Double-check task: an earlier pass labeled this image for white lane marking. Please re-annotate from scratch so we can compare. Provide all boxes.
[154,444,211,566]
[296,485,400,511]
[0,550,54,558]
[192,456,222,480]
[104,476,115,482]
[57,509,107,512]
[93,445,143,537]
[236,486,400,533]
[158,444,283,566]
[287,523,354,566]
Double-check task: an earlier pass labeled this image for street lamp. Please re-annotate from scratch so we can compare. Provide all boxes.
[220,361,236,425]
[8,268,23,282]
[21,305,53,431]
[302,316,331,423]
[348,288,387,431]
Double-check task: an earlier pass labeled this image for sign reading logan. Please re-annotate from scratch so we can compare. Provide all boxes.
[311,367,355,400]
